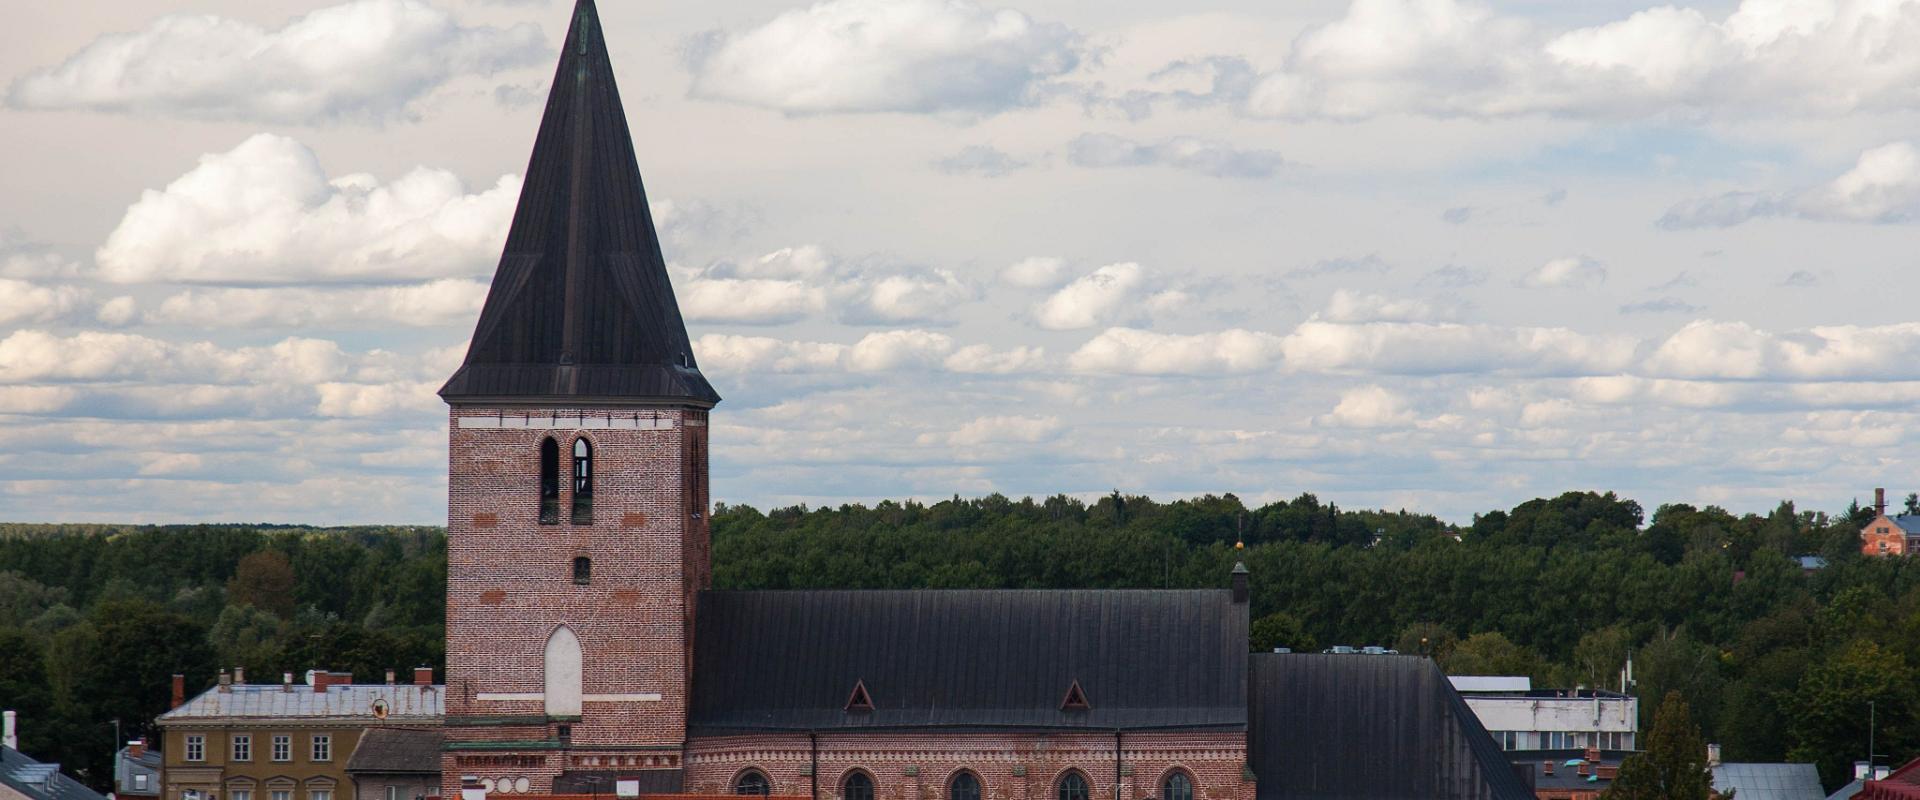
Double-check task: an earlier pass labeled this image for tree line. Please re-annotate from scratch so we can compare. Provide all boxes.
[0,489,1906,790]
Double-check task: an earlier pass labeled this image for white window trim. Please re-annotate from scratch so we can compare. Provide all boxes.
[272,735,292,762]
[185,735,205,762]
[311,734,331,762]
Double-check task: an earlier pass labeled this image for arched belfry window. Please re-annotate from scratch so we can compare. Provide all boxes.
[538,438,560,525]
[1162,773,1192,800]
[950,772,981,800]
[544,626,582,717]
[734,771,771,796]
[843,772,874,800]
[1057,773,1089,800]
[571,438,594,525]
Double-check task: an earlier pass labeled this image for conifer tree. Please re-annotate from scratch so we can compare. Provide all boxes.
[1605,691,1720,800]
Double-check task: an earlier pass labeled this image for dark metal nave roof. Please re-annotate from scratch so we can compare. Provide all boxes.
[689,589,1248,733]
[1249,654,1533,800]
[441,0,718,406]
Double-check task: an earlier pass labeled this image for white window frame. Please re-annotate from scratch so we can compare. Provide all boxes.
[231,790,252,800]
[135,775,150,791]
[185,735,205,762]
[232,734,251,762]
[311,734,331,762]
[272,735,291,762]
[310,790,332,800]
[271,791,291,800]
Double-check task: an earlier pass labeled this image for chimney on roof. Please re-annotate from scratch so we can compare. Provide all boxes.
[1857,762,1872,781]
[128,739,145,760]
[218,669,231,693]
[170,675,186,709]
[1706,743,1722,768]
[312,670,329,693]
[1877,488,1889,516]
[1230,562,1249,604]
[386,669,396,686]
[3,710,16,750]
[414,667,433,687]
[234,667,245,685]
[282,672,294,693]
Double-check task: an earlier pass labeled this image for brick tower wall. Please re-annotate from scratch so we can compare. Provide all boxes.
[444,405,710,796]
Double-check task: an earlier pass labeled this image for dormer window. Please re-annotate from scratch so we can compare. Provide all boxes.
[572,438,594,525]
[539,438,560,525]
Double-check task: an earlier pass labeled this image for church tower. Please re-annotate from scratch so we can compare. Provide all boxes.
[440,0,718,795]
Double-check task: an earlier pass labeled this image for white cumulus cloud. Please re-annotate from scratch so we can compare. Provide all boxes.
[1068,327,1286,375]
[1662,142,1920,228]
[685,0,1083,115]
[1067,134,1284,179]
[96,134,520,285]
[7,0,545,124]
[1033,263,1155,330]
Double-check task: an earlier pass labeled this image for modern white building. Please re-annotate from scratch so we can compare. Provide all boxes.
[1449,676,1638,751]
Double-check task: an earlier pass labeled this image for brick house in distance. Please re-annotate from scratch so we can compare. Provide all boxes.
[1860,489,1920,556]
[437,3,1533,800]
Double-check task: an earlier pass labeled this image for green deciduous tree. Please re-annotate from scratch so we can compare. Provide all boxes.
[1250,612,1317,653]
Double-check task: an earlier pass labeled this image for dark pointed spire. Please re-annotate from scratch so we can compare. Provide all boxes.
[441,0,719,406]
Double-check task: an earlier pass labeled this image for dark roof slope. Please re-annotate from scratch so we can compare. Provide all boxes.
[345,728,443,774]
[691,589,1248,733]
[1249,654,1533,800]
[441,0,718,406]
[1,746,108,800]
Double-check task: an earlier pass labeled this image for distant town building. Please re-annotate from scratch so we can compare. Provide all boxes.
[1507,748,1625,800]
[344,728,441,800]
[1712,762,1824,800]
[156,669,442,800]
[1860,488,1920,556]
[117,739,162,799]
[1451,677,1638,751]
[1,712,108,800]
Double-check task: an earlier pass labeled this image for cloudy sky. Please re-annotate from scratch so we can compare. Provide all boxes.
[3,0,1919,524]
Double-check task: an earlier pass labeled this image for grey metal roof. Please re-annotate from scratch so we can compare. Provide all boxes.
[1248,654,1534,800]
[440,0,718,406]
[1714,763,1826,800]
[1829,778,1866,800]
[1895,515,1920,535]
[158,684,444,722]
[345,728,443,774]
[0,746,107,800]
[689,589,1248,733]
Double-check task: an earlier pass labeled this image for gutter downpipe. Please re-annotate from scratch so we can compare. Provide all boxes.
[811,730,820,800]
[1114,729,1123,800]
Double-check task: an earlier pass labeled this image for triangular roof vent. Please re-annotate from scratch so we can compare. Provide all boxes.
[1061,680,1091,712]
[845,680,874,713]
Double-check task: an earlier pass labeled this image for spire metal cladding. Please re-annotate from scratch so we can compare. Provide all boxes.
[441,0,720,407]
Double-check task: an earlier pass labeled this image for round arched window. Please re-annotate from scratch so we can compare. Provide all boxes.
[734,771,770,796]
[844,772,874,800]
[1162,772,1192,800]
[1057,773,1088,800]
[950,772,981,800]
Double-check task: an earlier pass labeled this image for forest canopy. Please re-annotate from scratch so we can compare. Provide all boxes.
[0,489,1903,790]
